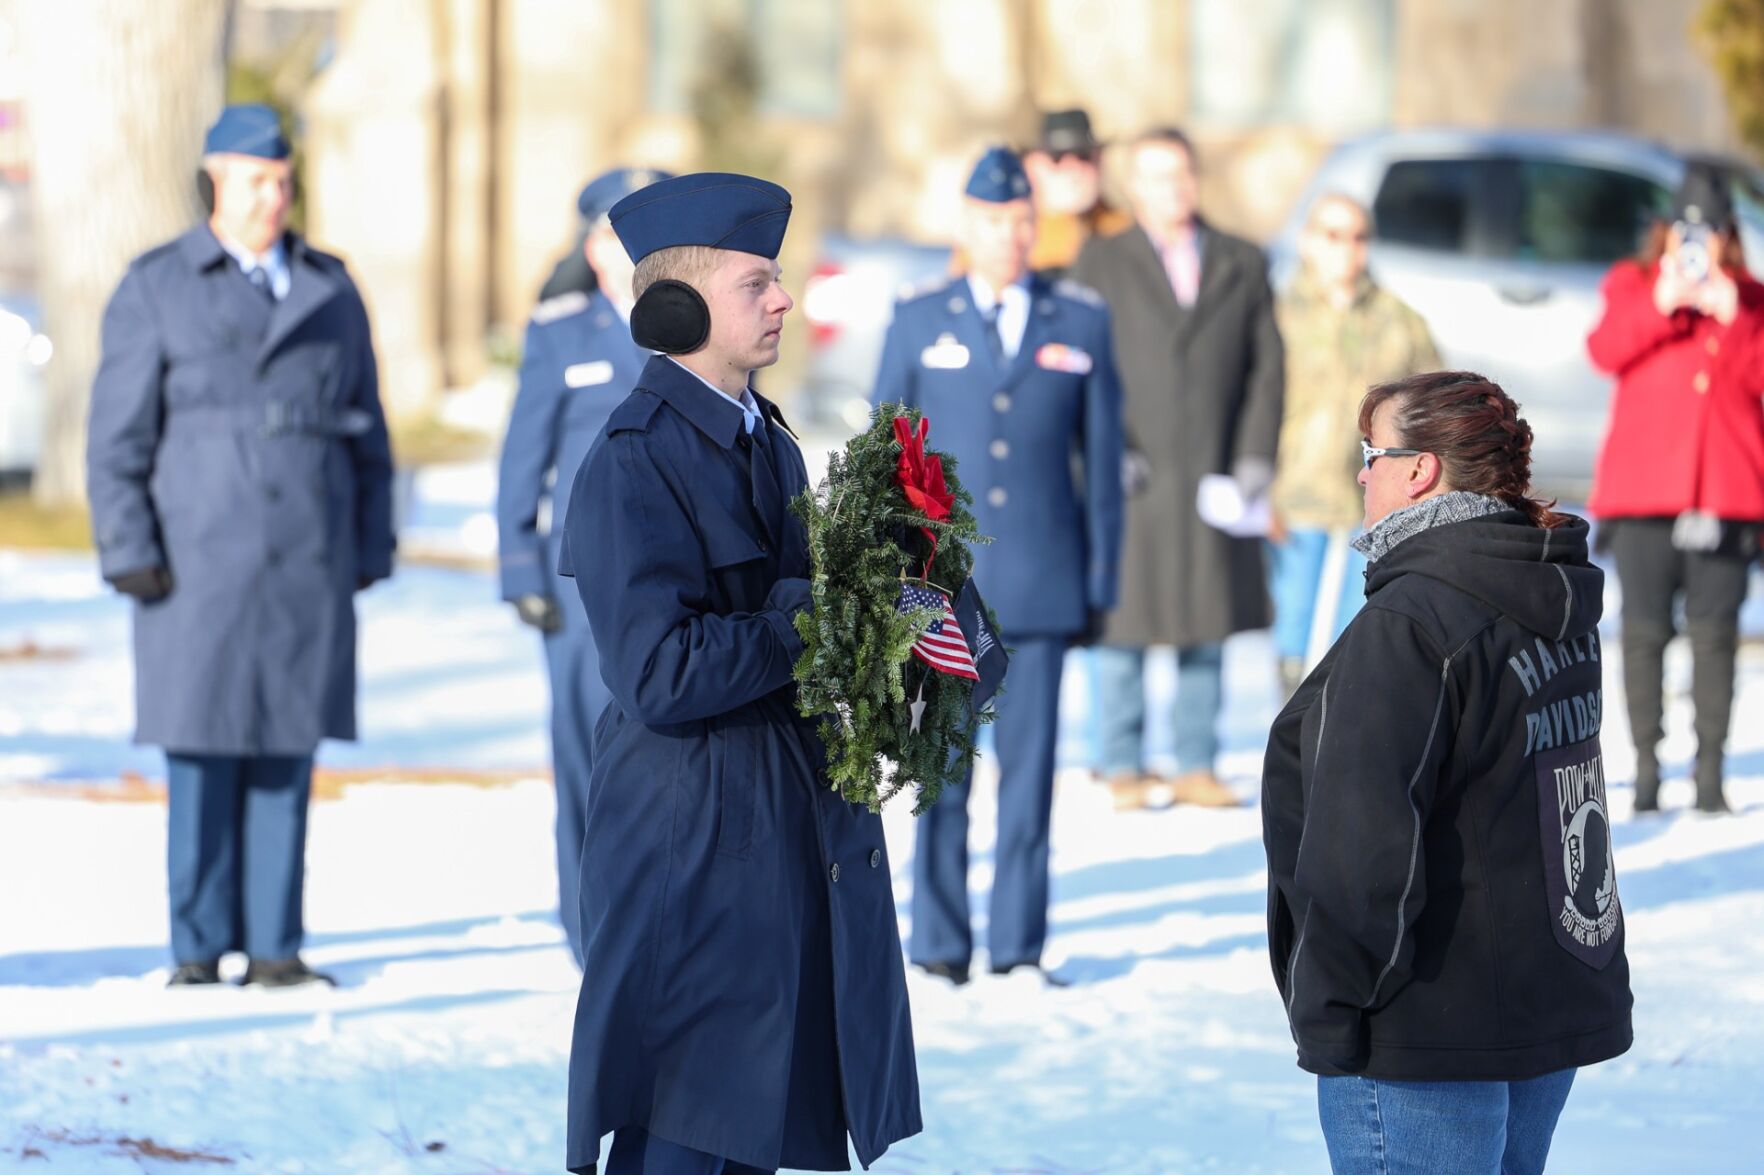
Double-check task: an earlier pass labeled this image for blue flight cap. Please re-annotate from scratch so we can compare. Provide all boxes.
[577,166,675,222]
[609,172,793,263]
[203,104,291,160]
[965,146,1032,203]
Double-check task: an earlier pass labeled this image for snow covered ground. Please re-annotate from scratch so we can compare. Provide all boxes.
[5,467,1764,1172]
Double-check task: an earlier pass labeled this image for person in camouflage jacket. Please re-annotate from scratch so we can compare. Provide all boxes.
[1271,194,1439,698]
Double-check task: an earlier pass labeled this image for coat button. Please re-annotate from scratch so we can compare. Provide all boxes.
[988,487,1008,507]
[989,439,1010,460]
[266,550,282,567]
[869,849,881,868]
[264,484,281,501]
[1707,337,1720,355]
[830,862,841,883]
[1694,371,1710,394]
[993,392,1012,413]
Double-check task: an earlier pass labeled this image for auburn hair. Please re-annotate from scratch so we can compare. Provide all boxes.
[1358,371,1568,529]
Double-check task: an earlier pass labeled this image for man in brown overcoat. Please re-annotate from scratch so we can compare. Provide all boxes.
[1071,127,1284,810]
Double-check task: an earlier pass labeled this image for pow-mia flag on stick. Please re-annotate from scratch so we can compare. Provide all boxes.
[953,577,1009,713]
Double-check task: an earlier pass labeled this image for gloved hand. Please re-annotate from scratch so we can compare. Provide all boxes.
[1122,450,1153,498]
[1070,609,1109,649]
[514,594,563,633]
[108,565,173,602]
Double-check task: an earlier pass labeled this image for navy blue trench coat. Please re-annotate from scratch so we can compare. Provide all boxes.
[87,226,394,755]
[562,356,921,1172]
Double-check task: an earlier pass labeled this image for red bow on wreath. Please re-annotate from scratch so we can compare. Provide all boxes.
[893,415,954,577]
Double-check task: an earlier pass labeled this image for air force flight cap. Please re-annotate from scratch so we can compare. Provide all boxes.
[203,104,291,160]
[608,172,793,263]
[965,146,1033,203]
[577,167,675,222]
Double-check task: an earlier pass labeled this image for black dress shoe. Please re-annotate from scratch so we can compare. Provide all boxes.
[239,957,337,988]
[990,962,1071,988]
[166,960,222,987]
[915,961,971,987]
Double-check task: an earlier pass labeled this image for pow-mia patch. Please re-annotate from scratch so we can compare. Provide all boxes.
[1035,343,1093,374]
[920,333,971,370]
[564,360,615,388]
[1535,736,1622,969]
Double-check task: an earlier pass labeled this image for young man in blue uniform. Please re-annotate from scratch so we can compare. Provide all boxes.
[496,166,669,966]
[873,147,1125,986]
[86,104,394,988]
[560,173,921,1174]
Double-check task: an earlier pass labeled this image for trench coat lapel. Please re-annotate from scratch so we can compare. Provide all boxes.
[1121,225,1187,332]
[258,236,343,366]
[1172,224,1243,354]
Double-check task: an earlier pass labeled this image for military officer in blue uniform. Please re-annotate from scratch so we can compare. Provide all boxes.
[86,104,395,988]
[560,173,921,1174]
[873,146,1125,986]
[496,166,669,967]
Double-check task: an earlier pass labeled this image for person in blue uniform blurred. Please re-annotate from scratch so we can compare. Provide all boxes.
[873,146,1125,986]
[86,104,394,989]
[560,173,921,1174]
[496,166,669,966]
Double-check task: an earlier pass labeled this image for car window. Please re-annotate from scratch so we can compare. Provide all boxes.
[1516,161,1669,264]
[1372,159,1479,253]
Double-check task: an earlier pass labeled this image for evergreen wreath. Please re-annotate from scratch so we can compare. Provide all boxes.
[792,404,996,813]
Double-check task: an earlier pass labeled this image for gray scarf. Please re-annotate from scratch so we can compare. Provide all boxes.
[1351,491,1511,563]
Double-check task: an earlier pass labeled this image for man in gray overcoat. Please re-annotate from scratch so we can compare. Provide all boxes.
[1072,127,1283,811]
[86,104,394,988]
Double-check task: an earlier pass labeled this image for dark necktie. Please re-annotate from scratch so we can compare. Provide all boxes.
[246,265,275,303]
[981,304,1005,364]
[748,418,784,544]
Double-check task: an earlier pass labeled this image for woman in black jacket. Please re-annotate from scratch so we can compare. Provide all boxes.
[1263,372,1633,1174]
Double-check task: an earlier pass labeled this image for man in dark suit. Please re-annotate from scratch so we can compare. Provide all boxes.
[496,166,667,966]
[86,104,394,988]
[1072,127,1284,811]
[873,146,1123,986]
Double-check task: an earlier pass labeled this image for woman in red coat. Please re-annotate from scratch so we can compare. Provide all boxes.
[1588,165,1764,814]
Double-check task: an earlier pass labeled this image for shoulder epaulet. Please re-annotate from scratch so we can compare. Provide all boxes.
[896,273,960,306]
[605,388,664,436]
[134,238,182,270]
[531,290,590,325]
[1053,278,1105,307]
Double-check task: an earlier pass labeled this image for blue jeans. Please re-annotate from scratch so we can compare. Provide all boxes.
[1091,643,1223,776]
[1316,1070,1575,1175]
[1270,527,1367,663]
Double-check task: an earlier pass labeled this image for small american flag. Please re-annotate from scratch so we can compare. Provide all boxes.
[897,582,979,680]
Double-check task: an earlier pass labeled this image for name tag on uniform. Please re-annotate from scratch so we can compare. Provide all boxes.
[920,334,971,370]
[564,360,615,388]
[1035,343,1093,375]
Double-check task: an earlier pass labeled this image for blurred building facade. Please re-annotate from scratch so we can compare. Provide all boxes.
[197,0,1764,409]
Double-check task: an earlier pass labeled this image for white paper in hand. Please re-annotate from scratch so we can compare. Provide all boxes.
[1196,473,1273,538]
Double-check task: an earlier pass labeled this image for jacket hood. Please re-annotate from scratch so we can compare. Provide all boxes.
[1366,510,1604,642]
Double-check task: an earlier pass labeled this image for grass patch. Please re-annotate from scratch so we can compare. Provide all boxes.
[0,491,92,550]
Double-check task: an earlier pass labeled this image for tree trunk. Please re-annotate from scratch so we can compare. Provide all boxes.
[18,0,228,507]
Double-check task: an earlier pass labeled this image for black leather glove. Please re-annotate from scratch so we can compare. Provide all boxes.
[108,565,172,602]
[514,594,563,634]
[1070,609,1109,649]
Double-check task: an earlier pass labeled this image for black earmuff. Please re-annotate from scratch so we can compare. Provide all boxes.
[196,169,216,215]
[630,279,710,354]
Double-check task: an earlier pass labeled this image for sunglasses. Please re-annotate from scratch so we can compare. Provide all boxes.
[1320,228,1371,244]
[1361,440,1422,470]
